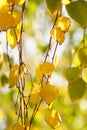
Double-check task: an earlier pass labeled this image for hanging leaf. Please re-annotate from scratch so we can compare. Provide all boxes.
[40,83,58,105]
[50,27,65,44]
[55,16,71,32]
[9,65,19,88]
[40,62,54,76]
[68,77,86,101]
[36,64,43,84]
[7,29,17,48]
[0,12,15,31]
[12,11,21,27]
[72,51,81,67]
[45,109,62,129]
[66,0,87,28]
[64,67,81,82]
[78,47,87,67]
[15,21,22,42]
[30,91,41,105]
[46,0,61,13]
[53,55,58,69]
[10,123,25,130]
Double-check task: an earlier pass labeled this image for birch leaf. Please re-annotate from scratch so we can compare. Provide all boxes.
[0,12,15,31]
[40,62,54,76]
[9,65,19,88]
[7,29,17,48]
[45,109,62,129]
[40,83,58,105]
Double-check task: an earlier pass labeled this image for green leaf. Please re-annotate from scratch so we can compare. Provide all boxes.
[64,67,81,82]
[46,0,61,13]
[68,78,86,101]
[66,0,87,27]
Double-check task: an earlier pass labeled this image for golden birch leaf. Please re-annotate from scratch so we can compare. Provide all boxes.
[40,83,58,105]
[12,11,21,27]
[36,64,43,84]
[55,16,71,32]
[53,55,58,69]
[50,27,65,44]
[0,0,9,13]
[7,0,15,5]
[45,109,62,129]
[0,12,15,31]
[15,21,22,42]
[40,62,54,76]
[7,29,17,48]
[10,123,25,130]
[30,91,41,105]
[9,65,19,88]
[14,0,25,6]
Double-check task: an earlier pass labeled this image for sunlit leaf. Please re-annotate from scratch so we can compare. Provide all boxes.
[9,64,19,88]
[46,0,61,14]
[50,27,65,44]
[15,21,22,42]
[12,11,21,27]
[0,0,9,13]
[45,109,62,129]
[62,0,71,5]
[53,55,58,69]
[7,29,17,48]
[10,123,25,130]
[64,67,81,82]
[82,67,87,83]
[40,83,58,105]
[68,78,86,101]
[55,16,71,32]
[0,12,15,31]
[72,51,81,67]
[36,64,43,84]
[30,91,40,105]
[40,62,54,76]
[66,0,87,27]
[78,47,87,67]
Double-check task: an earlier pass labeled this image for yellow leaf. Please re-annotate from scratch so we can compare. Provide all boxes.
[82,68,87,83]
[40,83,58,105]
[10,123,25,130]
[14,0,25,6]
[72,51,81,67]
[40,62,54,76]
[15,21,22,42]
[55,16,71,32]
[7,29,17,48]
[50,27,65,44]
[62,0,71,5]
[9,65,19,88]
[36,64,43,84]
[53,55,58,69]
[0,0,9,13]
[0,12,15,31]
[45,109,62,129]
[12,11,21,27]
[30,91,41,105]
